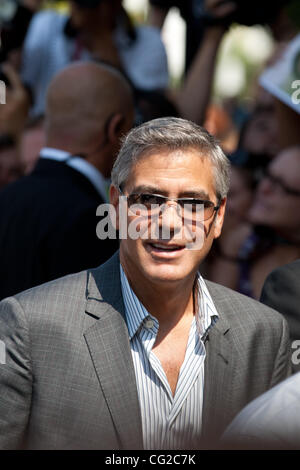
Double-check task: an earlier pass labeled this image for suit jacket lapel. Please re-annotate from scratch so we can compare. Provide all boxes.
[84,253,143,450]
[202,281,235,442]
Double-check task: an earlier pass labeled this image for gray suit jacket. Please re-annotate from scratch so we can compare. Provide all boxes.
[0,252,291,449]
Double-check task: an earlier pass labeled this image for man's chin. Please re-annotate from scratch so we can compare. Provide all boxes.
[142,264,192,285]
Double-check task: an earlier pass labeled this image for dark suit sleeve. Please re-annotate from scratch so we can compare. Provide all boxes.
[0,297,32,449]
[269,315,292,387]
[260,261,300,341]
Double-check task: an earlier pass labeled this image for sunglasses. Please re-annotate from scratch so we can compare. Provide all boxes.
[264,169,300,197]
[119,190,220,221]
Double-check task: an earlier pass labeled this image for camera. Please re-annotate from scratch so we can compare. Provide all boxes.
[205,0,291,27]
[228,0,290,26]
[71,0,104,7]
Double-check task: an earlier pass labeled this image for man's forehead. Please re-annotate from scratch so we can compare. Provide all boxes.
[128,148,213,175]
[135,147,208,161]
[123,150,216,197]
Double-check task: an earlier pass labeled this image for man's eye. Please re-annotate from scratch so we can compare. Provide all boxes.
[140,194,163,206]
[202,200,214,209]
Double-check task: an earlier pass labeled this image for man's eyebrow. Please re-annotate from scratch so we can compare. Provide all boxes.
[128,185,211,200]
[179,190,211,200]
[129,185,169,195]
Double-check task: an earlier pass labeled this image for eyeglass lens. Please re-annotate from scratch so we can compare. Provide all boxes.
[126,193,217,220]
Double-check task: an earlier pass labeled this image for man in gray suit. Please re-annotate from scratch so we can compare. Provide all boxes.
[0,117,291,450]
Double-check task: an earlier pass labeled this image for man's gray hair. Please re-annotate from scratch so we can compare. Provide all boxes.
[111,117,230,200]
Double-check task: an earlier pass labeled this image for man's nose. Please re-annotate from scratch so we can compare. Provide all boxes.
[159,202,183,237]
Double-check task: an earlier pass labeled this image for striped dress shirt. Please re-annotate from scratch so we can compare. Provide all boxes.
[120,265,219,450]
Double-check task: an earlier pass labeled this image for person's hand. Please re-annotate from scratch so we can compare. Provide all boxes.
[0,63,30,137]
[204,0,237,20]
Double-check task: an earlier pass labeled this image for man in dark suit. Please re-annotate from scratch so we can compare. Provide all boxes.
[0,61,134,299]
[261,259,300,372]
[261,259,300,341]
[0,117,290,450]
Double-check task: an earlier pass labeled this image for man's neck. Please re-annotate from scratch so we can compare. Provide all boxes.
[44,140,81,157]
[44,140,108,177]
[40,146,109,201]
[121,264,196,330]
[126,270,196,357]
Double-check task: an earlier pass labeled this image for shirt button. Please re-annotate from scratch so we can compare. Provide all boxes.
[144,319,154,329]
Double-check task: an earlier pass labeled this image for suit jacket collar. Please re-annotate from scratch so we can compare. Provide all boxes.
[39,148,109,201]
[202,281,235,443]
[84,252,143,450]
[84,253,234,447]
[32,158,105,202]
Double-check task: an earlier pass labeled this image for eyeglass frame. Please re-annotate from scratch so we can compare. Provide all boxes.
[118,187,221,221]
[263,168,300,197]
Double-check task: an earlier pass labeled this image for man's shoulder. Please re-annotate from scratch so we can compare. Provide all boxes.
[5,253,120,316]
[0,254,121,345]
[0,161,101,210]
[0,270,90,340]
[12,270,89,312]
[265,259,300,284]
[204,279,285,326]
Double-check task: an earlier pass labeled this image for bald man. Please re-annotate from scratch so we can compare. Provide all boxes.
[0,61,134,300]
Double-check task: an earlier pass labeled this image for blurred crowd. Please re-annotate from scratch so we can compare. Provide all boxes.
[1,0,300,451]
[0,0,300,302]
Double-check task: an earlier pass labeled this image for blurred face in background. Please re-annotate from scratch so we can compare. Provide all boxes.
[223,165,254,232]
[241,109,279,158]
[249,147,300,240]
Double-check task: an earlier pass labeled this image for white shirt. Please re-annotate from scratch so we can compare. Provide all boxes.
[120,265,219,449]
[223,372,300,449]
[39,147,110,202]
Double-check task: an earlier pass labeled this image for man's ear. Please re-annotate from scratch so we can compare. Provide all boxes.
[213,197,227,240]
[107,113,125,143]
[109,184,121,230]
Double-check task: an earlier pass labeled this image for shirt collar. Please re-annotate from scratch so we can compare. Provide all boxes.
[120,265,150,339]
[120,264,219,341]
[39,147,110,201]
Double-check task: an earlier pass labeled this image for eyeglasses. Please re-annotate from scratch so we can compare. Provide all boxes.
[264,169,300,197]
[119,190,220,221]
